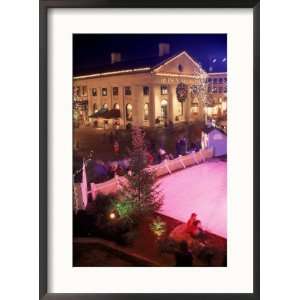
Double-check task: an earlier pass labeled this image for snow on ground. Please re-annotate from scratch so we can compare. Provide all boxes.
[159,160,227,238]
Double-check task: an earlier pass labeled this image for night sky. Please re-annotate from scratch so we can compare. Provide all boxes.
[73,34,227,74]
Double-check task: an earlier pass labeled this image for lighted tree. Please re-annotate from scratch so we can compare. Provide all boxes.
[121,126,163,219]
[189,65,208,124]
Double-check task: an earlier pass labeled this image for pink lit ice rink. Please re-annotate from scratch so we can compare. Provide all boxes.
[159,160,227,238]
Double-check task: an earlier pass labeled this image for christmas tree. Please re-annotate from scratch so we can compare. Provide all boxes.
[121,126,163,219]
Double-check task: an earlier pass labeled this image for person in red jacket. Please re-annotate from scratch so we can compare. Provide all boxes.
[113,140,120,156]
[186,213,197,234]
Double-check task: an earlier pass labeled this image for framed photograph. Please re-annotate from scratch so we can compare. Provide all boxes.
[40,0,259,299]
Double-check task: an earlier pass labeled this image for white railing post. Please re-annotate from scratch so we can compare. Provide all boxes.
[199,150,205,163]
[178,155,186,169]
[90,183,96,200]
[192,151,199,164]
[164,159,172,174]
[115,174,121,191]
[80,161,88,208]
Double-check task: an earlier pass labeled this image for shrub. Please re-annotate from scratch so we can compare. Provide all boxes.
[74,193,140,245]
[73,210,96,237]
[86,193,116,229]
[158,237,178,254]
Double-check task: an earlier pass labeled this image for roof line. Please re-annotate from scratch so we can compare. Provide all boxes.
[73,67,150,80]
[151,51,201,72]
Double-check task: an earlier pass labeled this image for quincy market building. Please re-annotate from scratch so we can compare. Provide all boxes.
[73,44,227,129]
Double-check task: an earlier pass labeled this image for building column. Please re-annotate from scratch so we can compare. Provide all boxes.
[185,86,191,122]
[134,85,144,127]
[88,88,93,116]
[168,85,176,123]
[149,85,159,127]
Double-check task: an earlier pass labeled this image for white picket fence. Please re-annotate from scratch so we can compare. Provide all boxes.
[95,148,212,197]
[73,148,213,210]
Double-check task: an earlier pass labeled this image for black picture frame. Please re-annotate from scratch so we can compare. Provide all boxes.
[40,1,260,299]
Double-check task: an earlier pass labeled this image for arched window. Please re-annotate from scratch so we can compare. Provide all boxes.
[102,103,108,111]
[144,103,149,121]
[161,99,168,120]
[113,103,120,110]
[126,103,133,121]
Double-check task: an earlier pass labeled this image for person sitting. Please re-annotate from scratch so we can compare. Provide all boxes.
[175,241,193,267]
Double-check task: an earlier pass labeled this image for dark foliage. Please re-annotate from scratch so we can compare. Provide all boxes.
[73,193,137,246]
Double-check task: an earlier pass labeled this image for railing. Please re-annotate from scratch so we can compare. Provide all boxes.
[73,148,213,210]
[88,148,213,201]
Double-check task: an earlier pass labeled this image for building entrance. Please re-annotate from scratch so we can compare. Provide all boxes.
[161,99,168,121]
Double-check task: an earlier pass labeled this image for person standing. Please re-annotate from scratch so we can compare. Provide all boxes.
[175,241,193,266]
[113,140,120,156]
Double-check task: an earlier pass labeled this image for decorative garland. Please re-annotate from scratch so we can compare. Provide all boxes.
[176,83,188,102]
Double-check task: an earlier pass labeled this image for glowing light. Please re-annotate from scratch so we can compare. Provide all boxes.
[153,72,204,79]
[114,200,134,218]
[109,212,116,220]
[221,101,227,112]
[73,67,150,80]
[207,107,213,116]
[150,217,167,238]
[212,58,217,63]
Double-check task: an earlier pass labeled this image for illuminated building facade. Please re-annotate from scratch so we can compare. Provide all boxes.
[73,44,226,129]
[205,72,227,126]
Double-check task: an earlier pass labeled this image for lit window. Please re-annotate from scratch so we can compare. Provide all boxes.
[124,86,132,96]
[112,87,118,96]
[143,86,149,96]
[126,103,133,121]
[92,88,97,96]
[93,103,97,112]
[218,87,223,93]
[82,86,87,96]
[191,99,199,114]
[177,101,183,116]
[114,103,120,110]
[161,85,168,95]
[144,103,149,120]
[102,88,107,96]
[102,103,108,111]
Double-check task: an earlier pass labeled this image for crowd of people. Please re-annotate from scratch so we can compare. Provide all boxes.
[74,132,203,184]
